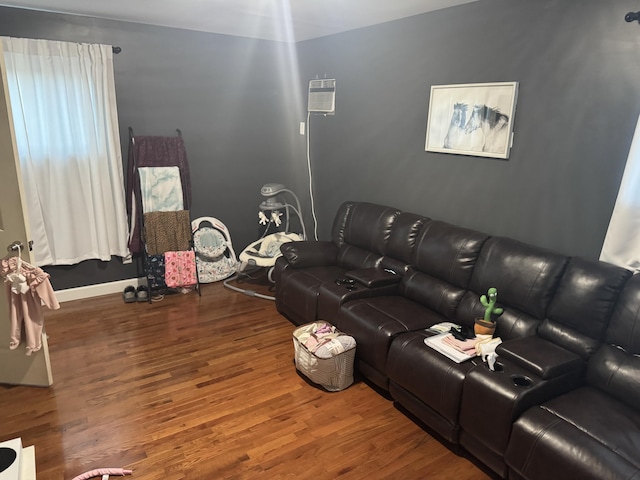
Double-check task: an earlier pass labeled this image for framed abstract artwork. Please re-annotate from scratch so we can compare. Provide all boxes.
[425,82,519,159]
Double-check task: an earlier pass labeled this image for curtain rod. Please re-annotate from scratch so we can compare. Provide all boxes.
[112,46,121,54]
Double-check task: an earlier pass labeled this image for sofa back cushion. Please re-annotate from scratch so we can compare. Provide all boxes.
[379,212,429,273]
[413,221,489,288]
[588,345,640,411]
[331,201,400,250]
[331,202,401,270]
[401,221,488,319]
[605,273,640,350]
[540,257,632,359]
[456,237,568,337]
[587,274,640,410]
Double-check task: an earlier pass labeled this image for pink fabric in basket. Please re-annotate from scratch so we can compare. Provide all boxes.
[164,250,197,287]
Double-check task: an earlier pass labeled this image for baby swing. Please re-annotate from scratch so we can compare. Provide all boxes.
[224,183,306,300]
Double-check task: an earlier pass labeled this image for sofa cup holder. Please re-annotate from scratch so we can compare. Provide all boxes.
[511,374,533,387]
[335,278,357,290]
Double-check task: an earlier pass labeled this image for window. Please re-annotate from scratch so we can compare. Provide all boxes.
[2,37,129,266]
[600,113,640,272]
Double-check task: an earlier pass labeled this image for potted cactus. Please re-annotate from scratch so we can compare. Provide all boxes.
[474,287,503,336]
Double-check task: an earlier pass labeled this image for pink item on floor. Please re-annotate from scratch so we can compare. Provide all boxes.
[71,467,132,480]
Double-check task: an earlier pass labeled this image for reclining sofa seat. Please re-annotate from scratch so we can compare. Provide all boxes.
[274,201,401,325]
[505,272,640,480]
[334,220,489,391]
[457,254,631,477]
[386,236,568,445]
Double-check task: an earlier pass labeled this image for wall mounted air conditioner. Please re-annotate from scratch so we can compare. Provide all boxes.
[308,78,336,114]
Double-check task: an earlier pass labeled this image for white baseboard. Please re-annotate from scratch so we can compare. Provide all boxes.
[55,277,146,303]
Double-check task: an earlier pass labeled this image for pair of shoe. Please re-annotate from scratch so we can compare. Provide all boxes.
[123,285,149,303]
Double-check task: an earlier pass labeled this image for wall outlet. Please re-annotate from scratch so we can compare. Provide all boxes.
[299,122,305,135]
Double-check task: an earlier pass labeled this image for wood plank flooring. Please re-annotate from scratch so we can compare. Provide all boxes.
[0,282,492,479]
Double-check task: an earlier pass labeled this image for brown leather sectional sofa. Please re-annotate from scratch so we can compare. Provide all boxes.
[274,201,640,480]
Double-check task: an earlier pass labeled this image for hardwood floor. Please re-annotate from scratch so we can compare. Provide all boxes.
[1,282,492,479]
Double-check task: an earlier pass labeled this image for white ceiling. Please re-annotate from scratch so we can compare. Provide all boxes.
[0,0,479,42]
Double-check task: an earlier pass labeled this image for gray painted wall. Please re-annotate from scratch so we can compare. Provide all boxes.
[296,0,640,259]
[0,7,305,290]
[1,0,638,290]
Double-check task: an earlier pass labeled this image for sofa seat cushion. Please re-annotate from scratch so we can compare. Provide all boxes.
[276,265,347,325]
[387,331,476,441]
[335,296,446,386]
[506,386,640,480]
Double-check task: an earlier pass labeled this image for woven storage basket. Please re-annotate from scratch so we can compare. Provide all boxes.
[293,321,356,392]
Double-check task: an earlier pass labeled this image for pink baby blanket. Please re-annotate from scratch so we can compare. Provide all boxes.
[164,251,197,288]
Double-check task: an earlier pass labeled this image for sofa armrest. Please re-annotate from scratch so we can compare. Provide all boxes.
[345,267,401,288]
[496,336,585,380]
[280,241,338,268]
[317,280,401,321]
[460,356,584,456]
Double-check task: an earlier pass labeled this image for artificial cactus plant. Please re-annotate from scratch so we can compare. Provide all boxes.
[480,287,504,323]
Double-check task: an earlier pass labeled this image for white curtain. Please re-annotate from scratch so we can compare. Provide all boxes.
[1,37,130,266]
[600,113,640,271]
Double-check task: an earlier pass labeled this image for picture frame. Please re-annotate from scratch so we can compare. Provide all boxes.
[425,82,519,159]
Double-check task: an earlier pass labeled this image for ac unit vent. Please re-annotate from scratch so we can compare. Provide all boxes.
[308,79,336,113]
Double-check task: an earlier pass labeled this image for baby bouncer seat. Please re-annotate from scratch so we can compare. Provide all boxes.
[237,231,303,277]
[224,183,306,300]
[191,217,237,283]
